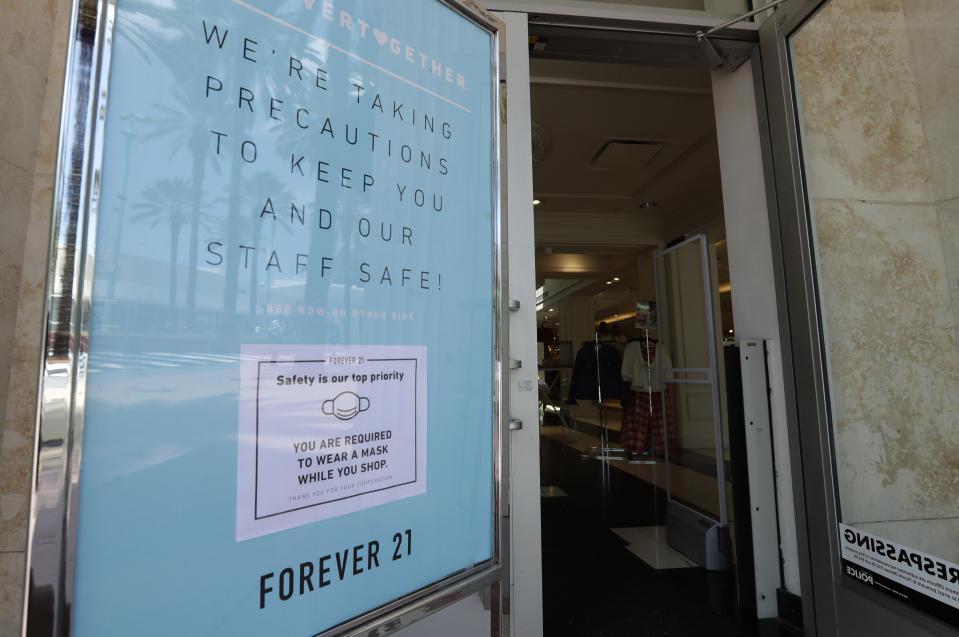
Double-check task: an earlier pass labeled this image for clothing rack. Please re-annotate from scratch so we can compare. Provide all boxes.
[580,329,657,465]
[625,327,661,464]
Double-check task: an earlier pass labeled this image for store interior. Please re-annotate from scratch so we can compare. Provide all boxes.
[527,27,795,637]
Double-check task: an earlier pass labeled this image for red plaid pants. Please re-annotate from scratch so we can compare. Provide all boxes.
[620,386,677,455]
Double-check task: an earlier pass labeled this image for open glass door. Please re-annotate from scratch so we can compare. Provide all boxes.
[653,235,732,570]
[760,0,959,634]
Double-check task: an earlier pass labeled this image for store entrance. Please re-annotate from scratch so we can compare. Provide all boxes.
[528,29,793,637]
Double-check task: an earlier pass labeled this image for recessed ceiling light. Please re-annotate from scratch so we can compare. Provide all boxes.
[606,281,612,285]
[612,277,620,282]
[533,199,541,206]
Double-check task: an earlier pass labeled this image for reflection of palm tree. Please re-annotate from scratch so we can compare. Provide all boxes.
[116,0,300,313]
[106,123,139,300]
[142,85,216,310]
[271,63,354,312]
[114,3,192,65]
[133,178,213,307]
[222,67,288,314]
[214,171,295,314]
[118,0,224,310]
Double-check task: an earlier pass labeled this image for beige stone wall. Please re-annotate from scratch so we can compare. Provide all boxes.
[0,0,71,633]
[793,0,959,562]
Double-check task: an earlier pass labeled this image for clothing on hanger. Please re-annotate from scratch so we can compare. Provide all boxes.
[620,385,678,455]
[621,339,671,392]
[567,340,623,404]
[620,336,678,455]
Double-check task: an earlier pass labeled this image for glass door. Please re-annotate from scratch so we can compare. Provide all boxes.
[760,0,959,634]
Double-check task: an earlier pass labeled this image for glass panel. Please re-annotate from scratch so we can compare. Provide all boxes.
[791,0,959,621]
[655,238,728,523]
[70,1,497,634]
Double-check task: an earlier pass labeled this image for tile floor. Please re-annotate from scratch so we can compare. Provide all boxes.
[539,433,800,637]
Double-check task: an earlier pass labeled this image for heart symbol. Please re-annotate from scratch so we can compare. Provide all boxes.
[373,29,388,45]
[304,0,315,8]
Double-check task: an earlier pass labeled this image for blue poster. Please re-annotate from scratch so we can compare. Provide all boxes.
[73,0,496,634]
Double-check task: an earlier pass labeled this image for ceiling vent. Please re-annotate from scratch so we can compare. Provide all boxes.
[588,139,663,172]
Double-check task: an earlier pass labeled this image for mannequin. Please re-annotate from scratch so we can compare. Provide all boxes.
[619,335,678,456]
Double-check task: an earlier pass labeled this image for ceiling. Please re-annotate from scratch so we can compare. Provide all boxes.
[530,57,725,258]
[529,53,729,319]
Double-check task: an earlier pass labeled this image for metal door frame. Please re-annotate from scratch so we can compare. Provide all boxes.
[757,1,958,634]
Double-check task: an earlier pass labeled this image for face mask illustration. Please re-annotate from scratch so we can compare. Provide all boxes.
[322,391,371,421]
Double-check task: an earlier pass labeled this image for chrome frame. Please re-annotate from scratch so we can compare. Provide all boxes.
[23,1,509,635]
[758,0,959,634]
[652,234,729,527]
[24,0,114,634]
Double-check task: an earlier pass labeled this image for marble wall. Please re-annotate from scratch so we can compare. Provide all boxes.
[793,0,959,562]
[0,0,71,633]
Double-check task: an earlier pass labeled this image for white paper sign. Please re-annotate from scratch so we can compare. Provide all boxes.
[839,523,959,613]
[237,344,427,541]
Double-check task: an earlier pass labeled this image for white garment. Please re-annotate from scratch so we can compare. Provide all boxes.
[621,341,671,392]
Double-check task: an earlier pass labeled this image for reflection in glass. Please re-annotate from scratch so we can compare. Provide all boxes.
[73,1,497,634]
[792,0,959,564]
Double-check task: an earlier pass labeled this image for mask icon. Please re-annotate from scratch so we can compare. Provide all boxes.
[322,391,370,420]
